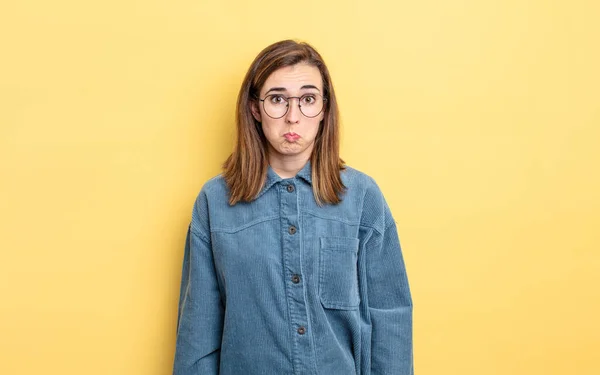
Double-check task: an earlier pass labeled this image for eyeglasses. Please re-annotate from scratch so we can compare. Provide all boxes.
[259,93,327,119]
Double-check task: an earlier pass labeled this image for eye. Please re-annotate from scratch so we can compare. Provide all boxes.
[301,95,316,105]
[269,95,286,105]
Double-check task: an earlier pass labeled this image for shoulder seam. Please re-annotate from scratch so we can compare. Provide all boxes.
[190,227,210,243]
[359,222,384,236]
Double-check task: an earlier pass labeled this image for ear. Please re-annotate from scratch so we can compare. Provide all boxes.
[251,100,262,122]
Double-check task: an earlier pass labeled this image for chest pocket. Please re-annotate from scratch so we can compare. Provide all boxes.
[319,237,361,310]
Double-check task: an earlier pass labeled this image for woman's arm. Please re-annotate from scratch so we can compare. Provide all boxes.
[365,217,413,374]
[173,193,224,374]
[360,183,414,375]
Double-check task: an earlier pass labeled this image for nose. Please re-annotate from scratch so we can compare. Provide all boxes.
[285,98,301,124]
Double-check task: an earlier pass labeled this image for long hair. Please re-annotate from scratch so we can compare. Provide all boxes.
[222,40,345,206]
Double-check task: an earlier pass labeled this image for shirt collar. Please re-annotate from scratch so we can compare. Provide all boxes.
[296,160,313,185]
[256,160,312,199]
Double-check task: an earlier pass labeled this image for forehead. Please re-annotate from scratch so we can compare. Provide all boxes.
[261,63,323,94]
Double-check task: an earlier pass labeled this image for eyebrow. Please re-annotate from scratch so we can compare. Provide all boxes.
[264,85,321,96]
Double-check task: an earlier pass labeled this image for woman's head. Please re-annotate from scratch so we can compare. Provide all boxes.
[223,40,345,205]
[250,62,324,163]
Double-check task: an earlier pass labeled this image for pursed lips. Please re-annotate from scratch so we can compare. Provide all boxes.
[284,132,300,142]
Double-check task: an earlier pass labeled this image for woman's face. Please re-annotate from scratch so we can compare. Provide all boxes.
[252,63,325,163]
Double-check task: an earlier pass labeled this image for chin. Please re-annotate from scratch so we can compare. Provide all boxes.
[278,146,305,155]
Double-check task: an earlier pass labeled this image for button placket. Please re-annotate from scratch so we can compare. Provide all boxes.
[280,178,313,373]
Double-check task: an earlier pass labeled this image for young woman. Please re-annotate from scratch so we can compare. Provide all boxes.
[173,40,413,375]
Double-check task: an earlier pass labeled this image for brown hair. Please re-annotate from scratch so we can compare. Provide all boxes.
[222,39,346,206]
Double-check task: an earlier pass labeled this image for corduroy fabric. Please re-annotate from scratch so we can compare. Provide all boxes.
[173,161,413,375]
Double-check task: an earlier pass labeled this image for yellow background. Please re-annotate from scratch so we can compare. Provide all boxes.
[1,1,598,374]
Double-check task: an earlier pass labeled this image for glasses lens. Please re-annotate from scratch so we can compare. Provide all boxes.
[299,94,324,118]
[263,94,288,119]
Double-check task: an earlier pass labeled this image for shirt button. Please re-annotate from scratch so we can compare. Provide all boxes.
[288,226,297,235]
[287,185,295,193]
[297,326,306,335]
[291,274,300,284]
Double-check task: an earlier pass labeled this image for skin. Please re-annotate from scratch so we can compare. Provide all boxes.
[251,63,325,178]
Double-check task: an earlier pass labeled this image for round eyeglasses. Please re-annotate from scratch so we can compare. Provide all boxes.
[259,93,327,119]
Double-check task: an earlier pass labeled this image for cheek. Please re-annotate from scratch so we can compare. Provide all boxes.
[308,119,323,136]
[261,119,281,137]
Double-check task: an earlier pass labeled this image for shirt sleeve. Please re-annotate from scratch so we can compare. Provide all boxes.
[365,202,414,374]
[172,224,224,375]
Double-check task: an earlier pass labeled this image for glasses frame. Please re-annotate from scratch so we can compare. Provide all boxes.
[259,93,327,119]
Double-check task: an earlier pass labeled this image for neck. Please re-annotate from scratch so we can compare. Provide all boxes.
[268,155,310,179]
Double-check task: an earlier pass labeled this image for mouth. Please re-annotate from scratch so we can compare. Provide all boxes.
[284,132,300,142]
